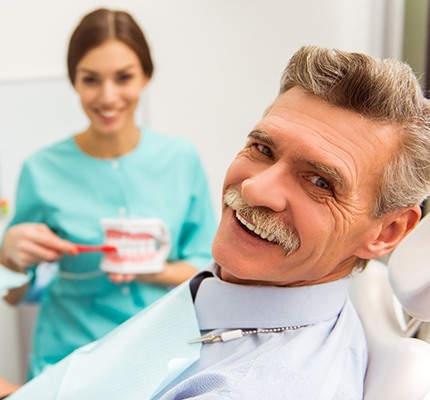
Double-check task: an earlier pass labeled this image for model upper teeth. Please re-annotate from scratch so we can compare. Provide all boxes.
[236,212,276,242]
[100,110,117,117]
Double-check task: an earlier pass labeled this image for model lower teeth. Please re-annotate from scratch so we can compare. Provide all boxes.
[105,231,158,262]
[101,111,116,117]
[236,212,275,242]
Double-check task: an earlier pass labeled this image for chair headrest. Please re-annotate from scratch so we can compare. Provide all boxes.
[388,212,430,322]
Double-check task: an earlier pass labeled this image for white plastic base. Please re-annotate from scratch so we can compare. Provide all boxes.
[100,261,164,274]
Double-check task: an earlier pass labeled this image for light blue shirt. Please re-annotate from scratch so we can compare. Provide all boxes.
[8,265,367,399]
[158,265,368,399]
[5,128,216,378]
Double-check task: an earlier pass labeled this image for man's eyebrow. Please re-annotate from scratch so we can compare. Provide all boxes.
[248,130,345,188]
[306,160,346,188]
[248,130,275,146]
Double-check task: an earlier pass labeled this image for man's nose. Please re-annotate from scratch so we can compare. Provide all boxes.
[241,165,290,212]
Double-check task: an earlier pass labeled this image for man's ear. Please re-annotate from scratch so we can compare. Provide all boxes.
[356,205,422,259]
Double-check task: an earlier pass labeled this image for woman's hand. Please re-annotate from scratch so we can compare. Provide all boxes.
[0,376,20,397]
[0,223,78,271]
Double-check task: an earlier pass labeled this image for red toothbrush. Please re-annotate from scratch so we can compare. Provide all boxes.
[75,244,118,253]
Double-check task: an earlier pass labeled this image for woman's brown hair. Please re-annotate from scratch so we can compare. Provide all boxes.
[67,8,154,84]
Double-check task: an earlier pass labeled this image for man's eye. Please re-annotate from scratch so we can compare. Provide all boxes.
[256,144,274,159]
[309,175,331,190]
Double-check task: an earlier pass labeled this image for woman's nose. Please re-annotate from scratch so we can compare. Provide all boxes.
[99,81,118,104]
[241,165,290,212]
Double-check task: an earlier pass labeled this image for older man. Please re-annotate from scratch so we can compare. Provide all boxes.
[8,46,430,399]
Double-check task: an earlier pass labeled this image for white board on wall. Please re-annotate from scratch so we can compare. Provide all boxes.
[0,77,148,208]
[0,78,85,205]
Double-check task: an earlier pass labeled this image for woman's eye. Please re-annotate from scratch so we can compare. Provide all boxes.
[309,175,331,190]
[81,76,98,85]
[256,144,274,159]
[117,74,132,83]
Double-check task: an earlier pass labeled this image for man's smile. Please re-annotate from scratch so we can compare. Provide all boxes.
[223,186,301,255]
[235,211,277,242]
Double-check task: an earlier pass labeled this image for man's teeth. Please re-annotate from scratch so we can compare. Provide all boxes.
[235,212,276,242]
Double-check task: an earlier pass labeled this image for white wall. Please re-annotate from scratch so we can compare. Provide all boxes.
[0,0,405,215]
[0,301,23,384]
[0,0,405,385]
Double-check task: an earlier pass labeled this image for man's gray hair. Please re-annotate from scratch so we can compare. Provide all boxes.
[280,45,430,218]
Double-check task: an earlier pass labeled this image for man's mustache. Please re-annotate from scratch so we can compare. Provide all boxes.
[223,187,300,256]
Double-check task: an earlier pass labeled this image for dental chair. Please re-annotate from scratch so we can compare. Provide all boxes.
[349,213,430,400]
[388,212,430,329]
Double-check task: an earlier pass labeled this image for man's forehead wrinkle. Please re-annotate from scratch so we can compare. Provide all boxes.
[271,110,368,181]
[266,107,364,142]
[267,107,333,127]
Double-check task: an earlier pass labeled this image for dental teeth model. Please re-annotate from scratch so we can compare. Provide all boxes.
[100,218,171,274]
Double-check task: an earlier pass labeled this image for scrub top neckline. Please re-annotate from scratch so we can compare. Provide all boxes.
[70,127,147,162]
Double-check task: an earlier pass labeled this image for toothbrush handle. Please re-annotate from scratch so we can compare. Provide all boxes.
[75,244,117,253]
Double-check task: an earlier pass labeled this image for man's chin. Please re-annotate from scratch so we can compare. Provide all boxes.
[218,266,262,285]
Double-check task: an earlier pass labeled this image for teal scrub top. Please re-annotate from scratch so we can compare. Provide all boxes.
[7,128,216,378]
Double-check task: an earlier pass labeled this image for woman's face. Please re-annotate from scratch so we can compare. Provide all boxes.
[74,39,149,136]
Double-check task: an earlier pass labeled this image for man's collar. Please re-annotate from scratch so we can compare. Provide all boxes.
[191,263,350,330]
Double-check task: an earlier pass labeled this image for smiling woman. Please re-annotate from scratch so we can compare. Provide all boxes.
[73,40,149,157]
[0,7,216,384]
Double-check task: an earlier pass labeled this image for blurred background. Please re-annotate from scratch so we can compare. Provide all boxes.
[0,0,427,385]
